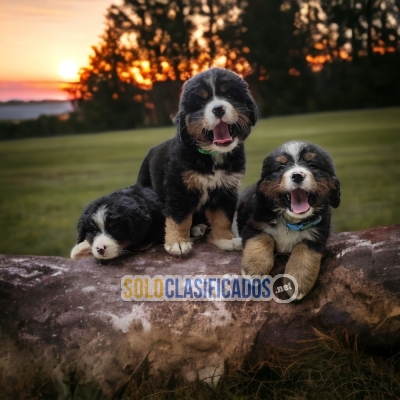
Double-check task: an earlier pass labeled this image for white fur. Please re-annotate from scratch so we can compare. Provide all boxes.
[190,224,208,238]
[205,76,217,96]
[92,233,121,259]
[209,237,242,251]
[92,205,107,232]
[70,240,92,260]
[165,241,192,255]
[282,166,316,193]
[192,170,244,210]
[284,141,303,162]
[263,219,318,253]
[231,211,239,238]
[203,137,239,153]
[204,98,236,129]
[284,207,315,221]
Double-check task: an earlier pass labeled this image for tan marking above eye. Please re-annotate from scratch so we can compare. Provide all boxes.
[304,152,316,162]
[198,88,209,99]
[220,83,230,93]
[276,155,288,164]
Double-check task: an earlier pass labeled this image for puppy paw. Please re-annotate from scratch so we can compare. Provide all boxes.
[190,223,208,238]
[209,237,243,251]
[165,241,193,256]
[71,240,92,260]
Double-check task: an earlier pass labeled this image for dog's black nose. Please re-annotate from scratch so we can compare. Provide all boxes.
[212,105,226,118]
[291,172,305,184]
[96,245,106,255]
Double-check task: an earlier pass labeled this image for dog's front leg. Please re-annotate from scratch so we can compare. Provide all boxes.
[205,208,242,251]
[284,243,322,300]
[164,214,193,256]
[241,233,275,275]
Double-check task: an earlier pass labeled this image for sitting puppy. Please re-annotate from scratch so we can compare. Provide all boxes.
[237,141,340,299]
[138,67,258,256]
[70,185,165,260]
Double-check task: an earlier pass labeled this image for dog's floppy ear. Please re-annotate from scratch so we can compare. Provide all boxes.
[329,177,341,208]
[127,204,152,246]
[76,201,97,243]
[77,214,88,243]
[245,86,258,126]
[175,111,186,141]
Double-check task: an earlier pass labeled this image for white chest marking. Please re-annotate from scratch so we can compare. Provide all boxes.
[263,219,318,253]
[195,170,243,209]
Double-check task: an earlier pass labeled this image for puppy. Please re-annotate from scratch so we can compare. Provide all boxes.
[138,67,258,256]
[237,141,340,299]
[70,185,165,260]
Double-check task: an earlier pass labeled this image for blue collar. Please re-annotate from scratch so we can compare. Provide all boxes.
[281,215,322,231]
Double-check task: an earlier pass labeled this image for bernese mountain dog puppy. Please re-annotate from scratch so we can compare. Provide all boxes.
[137,68,258,256]
[70,185,165,260]
[237,141,340,299]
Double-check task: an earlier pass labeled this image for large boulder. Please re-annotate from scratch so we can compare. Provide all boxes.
[0,224,399,399]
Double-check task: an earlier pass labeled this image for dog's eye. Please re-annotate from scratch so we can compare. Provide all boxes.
[276,165,286,172]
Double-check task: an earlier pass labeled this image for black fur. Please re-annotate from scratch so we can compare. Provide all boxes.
[74,185,165,259]
[137,68,257,252]
[238,141,340,252]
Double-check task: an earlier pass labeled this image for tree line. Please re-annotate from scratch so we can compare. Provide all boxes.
[1,0,399,140]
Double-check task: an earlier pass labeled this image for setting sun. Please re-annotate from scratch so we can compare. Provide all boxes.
[58,60,79,81]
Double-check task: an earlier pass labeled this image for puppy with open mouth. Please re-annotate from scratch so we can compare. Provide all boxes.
[138,67,258,256]
[237,141,341,299]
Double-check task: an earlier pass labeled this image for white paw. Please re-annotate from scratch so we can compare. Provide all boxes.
[295,291,305,300]
[190,224,208,238]
[70,241,92,260]
[210,237,242,251]
[165,241,193,256]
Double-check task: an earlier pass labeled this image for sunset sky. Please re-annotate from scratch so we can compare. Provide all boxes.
[0,0,112,101]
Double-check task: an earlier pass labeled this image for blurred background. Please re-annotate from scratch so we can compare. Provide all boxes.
[0,0,399,257]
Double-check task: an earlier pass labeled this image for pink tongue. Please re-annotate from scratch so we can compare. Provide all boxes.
[290,188,310,214]
[213,122,232,144]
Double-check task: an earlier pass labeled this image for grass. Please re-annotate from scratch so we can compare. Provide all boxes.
[0,107,399,257]
[36,329,400,399]
[117,329,400,400]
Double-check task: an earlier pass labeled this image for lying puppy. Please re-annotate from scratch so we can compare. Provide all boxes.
[138,67,258,256]
[237,141,340,299]
[70,185,165,260]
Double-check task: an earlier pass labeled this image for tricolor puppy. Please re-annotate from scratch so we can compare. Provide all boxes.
[138,67,258,256]
[70,185,165,260]
[237,141,340,299]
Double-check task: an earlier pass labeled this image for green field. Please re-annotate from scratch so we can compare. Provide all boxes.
[0,107,399,257]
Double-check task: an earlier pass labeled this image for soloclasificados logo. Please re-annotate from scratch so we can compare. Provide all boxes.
[121,274,298,303]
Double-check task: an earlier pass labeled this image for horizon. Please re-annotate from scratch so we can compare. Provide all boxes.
[0,0,112,101]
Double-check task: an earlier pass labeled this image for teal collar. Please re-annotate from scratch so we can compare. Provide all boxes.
[197,147,219,155]
[281,215,322,231]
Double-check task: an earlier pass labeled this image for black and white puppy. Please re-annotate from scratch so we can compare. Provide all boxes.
[137,67,258,256]
[237,141,340,299]
[70,185,165,260]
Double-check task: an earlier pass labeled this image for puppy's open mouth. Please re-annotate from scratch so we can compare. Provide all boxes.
[212,121,233,146]
[286,188,310,214]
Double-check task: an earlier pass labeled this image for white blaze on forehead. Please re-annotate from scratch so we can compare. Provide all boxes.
[92,205,107,232]
[205,76,217,96]
[283,141,304,163]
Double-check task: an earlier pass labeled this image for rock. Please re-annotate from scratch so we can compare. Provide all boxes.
[0,224,400,399]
